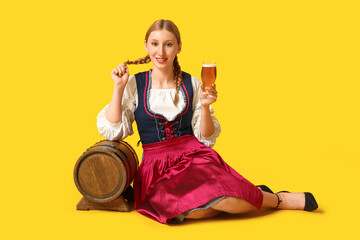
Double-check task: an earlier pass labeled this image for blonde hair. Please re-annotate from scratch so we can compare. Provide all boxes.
[124,19,182,105]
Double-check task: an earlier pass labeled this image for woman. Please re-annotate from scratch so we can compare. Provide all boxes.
[97,19,318,224]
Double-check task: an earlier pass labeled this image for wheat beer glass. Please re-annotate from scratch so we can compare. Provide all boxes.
[201,62,217,88]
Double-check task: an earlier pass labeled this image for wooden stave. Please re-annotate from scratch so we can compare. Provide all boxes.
[90,144,132,185]
[93,140,138,184]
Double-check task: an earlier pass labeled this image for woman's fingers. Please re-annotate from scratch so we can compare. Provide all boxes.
[201,91,217,100]
[204,84,217,93]
[205,88,217,95]
[118,66,125,77]
[203,88,218,98]
[117,64,129,77]
[200,90,217,106]
[110,64,130,86]
[119,63,127,72]
[201,92,217,101]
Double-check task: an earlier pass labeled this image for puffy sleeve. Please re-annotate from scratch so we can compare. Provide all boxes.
[191,76,221,147]
[96,75,137,141]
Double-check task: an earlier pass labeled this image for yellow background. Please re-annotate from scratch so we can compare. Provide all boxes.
[1,0,359,239]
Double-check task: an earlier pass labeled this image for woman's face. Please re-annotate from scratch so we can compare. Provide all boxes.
[145,29,181,70]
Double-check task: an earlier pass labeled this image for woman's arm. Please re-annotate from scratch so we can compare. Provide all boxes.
[191,76,221,147]
[105,63,129,123]
[106,83,126,123]
[97,64,136,141]
[199,83,218,137]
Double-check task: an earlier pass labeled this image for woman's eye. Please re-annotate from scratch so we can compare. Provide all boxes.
[166,43,173,47]
[151,42,158,46]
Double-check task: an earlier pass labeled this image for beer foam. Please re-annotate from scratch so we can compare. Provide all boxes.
[202,63,216,67]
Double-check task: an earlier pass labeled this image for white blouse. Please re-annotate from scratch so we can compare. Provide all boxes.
[96,72,221,147]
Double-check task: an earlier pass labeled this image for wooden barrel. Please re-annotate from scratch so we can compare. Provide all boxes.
[74,140,139,203]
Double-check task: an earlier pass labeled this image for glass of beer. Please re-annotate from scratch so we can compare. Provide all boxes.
[201,61,217,88]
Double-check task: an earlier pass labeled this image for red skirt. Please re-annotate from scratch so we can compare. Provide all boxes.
[133,135,263,224]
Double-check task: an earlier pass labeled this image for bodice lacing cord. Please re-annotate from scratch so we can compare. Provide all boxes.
[160,121,178,140]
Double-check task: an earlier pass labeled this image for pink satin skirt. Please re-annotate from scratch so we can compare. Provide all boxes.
[133,135,263,224]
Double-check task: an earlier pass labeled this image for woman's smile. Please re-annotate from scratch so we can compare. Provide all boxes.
[155,57,167,63]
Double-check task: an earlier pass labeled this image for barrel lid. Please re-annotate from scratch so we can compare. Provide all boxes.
[74,147,127,203]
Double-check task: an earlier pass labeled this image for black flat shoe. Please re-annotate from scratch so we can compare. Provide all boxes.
[276,191,318,211]
[256,185,274,194]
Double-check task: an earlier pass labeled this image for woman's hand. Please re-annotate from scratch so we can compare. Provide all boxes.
[111,63,129,88]
[200,83,218,107]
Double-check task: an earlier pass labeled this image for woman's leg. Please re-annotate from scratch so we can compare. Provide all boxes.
[210,191,278,214]
[186,191,276,219]
[211,191,308,213]
[185,190,308,219]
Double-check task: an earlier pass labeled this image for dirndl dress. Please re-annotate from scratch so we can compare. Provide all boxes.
[128,70,263,224]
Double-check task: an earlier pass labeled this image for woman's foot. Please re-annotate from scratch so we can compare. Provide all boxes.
[276,192,306,210]
[275,192,318,211]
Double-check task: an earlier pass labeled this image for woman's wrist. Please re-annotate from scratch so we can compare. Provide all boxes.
[201,105,210,112]
[113,82,126,93]
[200,105,215,137]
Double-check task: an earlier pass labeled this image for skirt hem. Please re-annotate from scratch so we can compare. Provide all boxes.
[136,190,263,224]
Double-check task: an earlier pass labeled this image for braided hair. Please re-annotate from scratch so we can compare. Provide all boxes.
[124,19,182,105]
[172,56,182,105]
[124,55,151,65]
